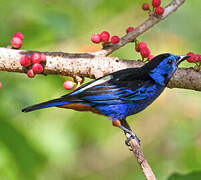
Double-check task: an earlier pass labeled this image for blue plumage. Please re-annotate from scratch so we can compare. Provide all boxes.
[22,53,189,145]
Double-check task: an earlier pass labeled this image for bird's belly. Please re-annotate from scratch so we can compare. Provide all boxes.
[96,103,147,119]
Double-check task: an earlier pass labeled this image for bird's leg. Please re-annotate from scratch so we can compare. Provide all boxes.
[120,118,141,146]
[121,119,141,146]
[112,119,140,146]
[120,118,132,131]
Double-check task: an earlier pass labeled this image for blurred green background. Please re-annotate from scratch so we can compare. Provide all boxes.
[0,0,201,179]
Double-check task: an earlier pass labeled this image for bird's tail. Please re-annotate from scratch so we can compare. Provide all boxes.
[22,98,68,112]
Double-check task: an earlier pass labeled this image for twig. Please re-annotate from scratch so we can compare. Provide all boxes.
[95,0,186,56]
[128,139,156,179]
[126,133,156,180]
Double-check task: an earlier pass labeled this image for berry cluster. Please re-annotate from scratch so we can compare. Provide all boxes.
[91,26,154,61]
[135,41,155,61]
[142,0,164,16]
[11,32,24,49]
[91,31,120,44]
[91,27,136,45]
[186,52,201,64]
[20,52,46,78]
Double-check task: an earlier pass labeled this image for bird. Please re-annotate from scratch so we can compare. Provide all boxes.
[22,53,189,145]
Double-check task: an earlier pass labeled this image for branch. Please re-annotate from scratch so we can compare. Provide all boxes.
[95,0,186,56]
[1,48,201,91]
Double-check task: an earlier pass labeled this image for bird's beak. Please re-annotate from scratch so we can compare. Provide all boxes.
[176,55,190,65]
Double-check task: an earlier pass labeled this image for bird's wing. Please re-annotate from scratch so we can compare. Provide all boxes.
[61,68,155,104]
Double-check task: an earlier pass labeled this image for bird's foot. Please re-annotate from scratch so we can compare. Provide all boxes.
[112,120,141,146]
[125,132,141,146]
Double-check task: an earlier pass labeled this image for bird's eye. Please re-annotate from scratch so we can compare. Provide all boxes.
[167,59,173,65]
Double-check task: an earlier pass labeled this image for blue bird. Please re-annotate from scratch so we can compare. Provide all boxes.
[22,53,189,145]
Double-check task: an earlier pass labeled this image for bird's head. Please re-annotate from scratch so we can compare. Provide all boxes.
[145,53,190,86]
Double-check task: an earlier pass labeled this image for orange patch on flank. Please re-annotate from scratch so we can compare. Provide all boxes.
[58,104,102,115]
[112,120,121,127]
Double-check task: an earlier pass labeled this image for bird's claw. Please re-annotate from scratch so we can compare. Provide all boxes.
[125,133,141,146]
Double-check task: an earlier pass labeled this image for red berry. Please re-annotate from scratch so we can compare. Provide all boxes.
[187,52,195,56]
[154,6,164,15]
[100,31,110,42]
[13,32,24,40]
[142,3,150,11]
[40,53,46,62]
[20,56,31,67]
[140,47,150,58]
[64,80,75,90]
[197,54,201,62]
[91,33,101,43]
[152,0,161,7]
[138,42,148,49]
[195,54,201,62]
[135,45,140,52]
[31,52,42,64]
[27,69,35,78]
[126,27,134,33]
[136,42,148,52]
[186,52,196,63]
[0,82,2,89]
[32,63,43,74]
[148,54,155,61]
[111,36,120,44]
[11,37,22,49]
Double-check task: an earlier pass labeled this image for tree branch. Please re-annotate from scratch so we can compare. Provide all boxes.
[1,48,200,91]
[95,0,186,56]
